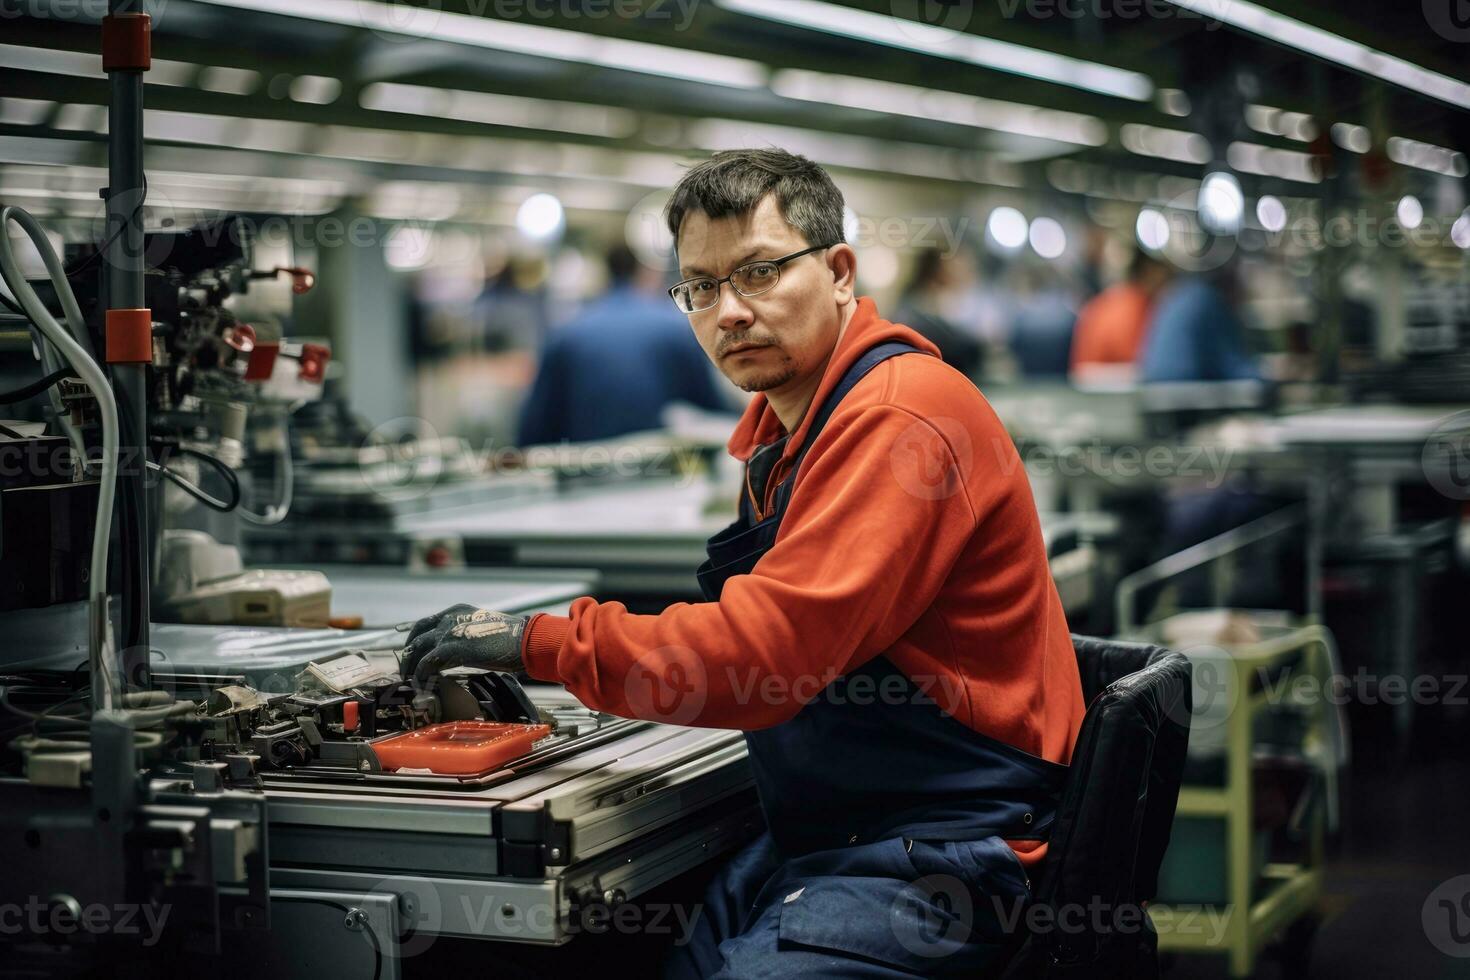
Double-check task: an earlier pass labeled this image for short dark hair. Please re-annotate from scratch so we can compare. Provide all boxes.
[665,148,847,250]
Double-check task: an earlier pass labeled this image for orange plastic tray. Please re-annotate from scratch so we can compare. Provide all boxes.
[371,721,551,775]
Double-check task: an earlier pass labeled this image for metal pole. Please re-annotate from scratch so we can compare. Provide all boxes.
[104,0,151,698]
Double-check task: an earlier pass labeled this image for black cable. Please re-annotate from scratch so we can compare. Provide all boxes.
[153,461,240,513]
[65,173,150,281]
[0,367,74,404]
[286,899,383,980]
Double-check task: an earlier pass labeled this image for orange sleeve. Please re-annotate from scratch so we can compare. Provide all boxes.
[521,403,984,730]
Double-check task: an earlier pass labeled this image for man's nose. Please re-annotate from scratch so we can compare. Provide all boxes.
[715,283,754,332]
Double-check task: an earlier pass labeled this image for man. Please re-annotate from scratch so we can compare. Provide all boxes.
[1069,248,1172,384]
[517,244,727,446]
[1138,271,1260,383]
[404,149,1085,977]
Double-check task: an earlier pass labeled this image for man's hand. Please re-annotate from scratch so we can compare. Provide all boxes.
[401,604,528,686]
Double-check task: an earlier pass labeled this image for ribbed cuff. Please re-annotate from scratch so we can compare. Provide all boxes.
[521,613,571,683]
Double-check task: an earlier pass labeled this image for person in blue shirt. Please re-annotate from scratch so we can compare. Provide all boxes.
[517,245,729,446]
[1139,274,1260,382]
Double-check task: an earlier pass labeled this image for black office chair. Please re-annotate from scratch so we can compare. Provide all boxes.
[1001,635,1192,980]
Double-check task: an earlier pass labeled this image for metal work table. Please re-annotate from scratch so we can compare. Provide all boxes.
[399,477,1110,613]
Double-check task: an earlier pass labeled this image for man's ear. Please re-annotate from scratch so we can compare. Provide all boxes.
[828,243,857,304]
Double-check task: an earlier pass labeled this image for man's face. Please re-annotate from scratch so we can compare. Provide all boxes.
[675,195,855,394]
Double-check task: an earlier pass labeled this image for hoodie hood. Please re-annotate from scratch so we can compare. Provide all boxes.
[726,296,942,463]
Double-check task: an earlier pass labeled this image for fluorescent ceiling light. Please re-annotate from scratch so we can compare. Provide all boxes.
[361,82,639,140]
[1164,0,1470,109]
[1387,136,1469,178]
[195,0,767,89]
[1226,142,1321,184]
[1244,104,1316,143]
[772,69,1107,147]
[719,0,1152,101]
[1330,122,1371,154]
[1120,123,1211,164]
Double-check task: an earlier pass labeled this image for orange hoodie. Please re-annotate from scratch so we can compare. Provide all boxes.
[522,297,1085,864]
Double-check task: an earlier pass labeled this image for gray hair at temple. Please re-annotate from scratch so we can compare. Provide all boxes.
[664,148,848,251]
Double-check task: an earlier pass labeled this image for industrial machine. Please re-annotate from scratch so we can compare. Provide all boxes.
[0,11,756,977]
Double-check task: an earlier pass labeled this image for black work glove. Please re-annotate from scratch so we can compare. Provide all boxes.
[401,604,528,686]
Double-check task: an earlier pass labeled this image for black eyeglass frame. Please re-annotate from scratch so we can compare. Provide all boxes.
[668,244,835,313]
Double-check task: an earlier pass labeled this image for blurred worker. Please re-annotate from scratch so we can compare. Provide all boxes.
[1069,249,1172,384]
[405,148,1084,977]
[516,245,726,445]
[1008,262,1079,378]
[1139,272,1260,382]
[892,246,986,376]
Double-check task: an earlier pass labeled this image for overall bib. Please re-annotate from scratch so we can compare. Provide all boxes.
[668,343,1069,978]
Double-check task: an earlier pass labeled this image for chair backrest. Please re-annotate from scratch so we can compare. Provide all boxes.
[1004,635,1192,978]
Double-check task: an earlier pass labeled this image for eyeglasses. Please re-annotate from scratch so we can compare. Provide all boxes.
[669,244,834,314]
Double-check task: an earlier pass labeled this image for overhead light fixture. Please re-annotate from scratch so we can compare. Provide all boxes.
[718,0,1153,101]
[517,193,565,241]
[361,82,639,140]
[1120,123,1211,165]
[1227,142,1321,184]
[1330,122,1371,154]
[772,69,1107,147]
[1386,137,1470,178]
[1163,0,1470,109]
[1395,195,1424,231]
[1198,172,1244,235]
[1255,195,1287,233]
[1136,208,1170,251]
[1028,217,1067,259]
[1156,88,1192,117]
[197,0,767,89]
[1451,210,1470,250]
[1244,104,1316,143]
[385,226,433,271]
[986,207,1029,252]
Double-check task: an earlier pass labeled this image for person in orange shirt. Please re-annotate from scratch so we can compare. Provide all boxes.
[403,149,1085,977]
[1069,249,1172,383]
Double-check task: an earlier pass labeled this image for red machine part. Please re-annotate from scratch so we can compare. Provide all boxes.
[244,342,280,381]
[105,308,153,364]
[296,343,330,383]
[101,12,151,72]
[371,721,552,776]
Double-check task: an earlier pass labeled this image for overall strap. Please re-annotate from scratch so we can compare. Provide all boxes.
[771,341,926,512]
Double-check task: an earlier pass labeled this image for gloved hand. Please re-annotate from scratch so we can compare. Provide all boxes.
[401,604,528,686]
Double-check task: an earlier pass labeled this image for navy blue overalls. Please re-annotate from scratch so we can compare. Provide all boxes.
[665,343,1070,978]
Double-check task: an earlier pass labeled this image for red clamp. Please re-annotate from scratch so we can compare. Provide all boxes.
[102,13,151,73]
[105,308,153,364]
[297,343,330,383]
